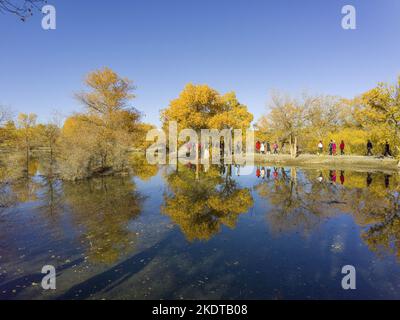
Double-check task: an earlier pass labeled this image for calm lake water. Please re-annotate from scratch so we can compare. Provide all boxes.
[1,162,400,300]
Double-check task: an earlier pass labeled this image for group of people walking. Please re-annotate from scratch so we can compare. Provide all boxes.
[317,139,393,157]
[255,141,279,154]
[366,140,392,157]
[187,138,394,158]
[318,140,345,156]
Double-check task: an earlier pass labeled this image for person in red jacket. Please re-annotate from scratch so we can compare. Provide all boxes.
[255,140,261,153]
[340,140,345,155]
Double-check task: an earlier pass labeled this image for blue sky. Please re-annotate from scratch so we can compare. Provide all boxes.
[1,0,400,126]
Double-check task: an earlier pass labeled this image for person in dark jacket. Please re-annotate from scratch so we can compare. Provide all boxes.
[384,141,392,157]
[366,140,373,156]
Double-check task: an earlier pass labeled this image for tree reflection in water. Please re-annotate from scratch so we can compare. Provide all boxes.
[1,152,162,266]
[255,167,400,259]
[162,164,254,241]
[62,176,145,264]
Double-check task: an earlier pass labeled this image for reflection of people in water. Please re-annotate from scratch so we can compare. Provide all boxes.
[281,168,287,179]
[256,166,261,178]
[366,173,373,187]
[384,175,391,188]
[329,170,337,183]
[273,167,279,180]
[261,167,266,179]
[340,171,345,185]
[317,172,324,183]
[266,168,271,179]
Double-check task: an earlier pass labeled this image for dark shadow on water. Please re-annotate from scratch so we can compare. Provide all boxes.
[0,257,84,300]
[57,234,174,300]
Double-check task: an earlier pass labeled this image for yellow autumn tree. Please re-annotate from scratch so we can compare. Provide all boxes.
[58,68,144,180]
[161,83,253,133]
[353,77,400,156]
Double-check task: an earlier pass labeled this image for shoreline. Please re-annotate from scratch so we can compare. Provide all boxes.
[253,154,399,172]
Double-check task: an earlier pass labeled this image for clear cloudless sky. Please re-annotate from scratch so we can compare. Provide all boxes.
[1,0,400,126]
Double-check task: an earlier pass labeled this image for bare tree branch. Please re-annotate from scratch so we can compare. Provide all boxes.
[0,0,46,21]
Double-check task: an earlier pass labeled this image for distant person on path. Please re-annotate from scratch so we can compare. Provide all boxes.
[340,140,345,155]
[384,141,392,157]
[328,140,333,155]
[266,142,271,154]
[332,141,337,156]
[260,142,265,154]
[318,140,323,155]
[255,141,261,154]
[273,142,279,154]
[367,140,373,156]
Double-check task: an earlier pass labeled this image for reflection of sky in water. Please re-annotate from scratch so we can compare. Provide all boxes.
[1,165,400,300]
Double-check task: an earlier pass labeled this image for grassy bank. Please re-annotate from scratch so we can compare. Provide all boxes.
[254,154,400,173]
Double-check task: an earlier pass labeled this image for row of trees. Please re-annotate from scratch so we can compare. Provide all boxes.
[1,70,399,182]
[255,77,400,157]
[0,68,153,181]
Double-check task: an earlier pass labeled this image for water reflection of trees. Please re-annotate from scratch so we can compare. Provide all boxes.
[255,168,342,236]
[1,154,160,265]
[256,167,400,259]
[162,164,254,241]
[63,177,145,264]
[337,173,400,259]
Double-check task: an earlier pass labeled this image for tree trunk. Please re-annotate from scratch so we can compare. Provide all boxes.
[289,135,297,159]
[25,138,30,176]
[196,143,199,180]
